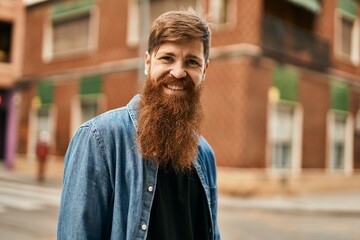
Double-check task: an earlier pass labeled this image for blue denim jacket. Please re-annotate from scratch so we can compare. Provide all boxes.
[57,95,220,240]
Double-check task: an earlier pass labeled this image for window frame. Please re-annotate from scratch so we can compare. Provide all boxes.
[42,4,99,62]
[334,9,360,65]
[126,0,201,46]
[209,0,236,29]
[327,110,354,174]
[267,101,303,175]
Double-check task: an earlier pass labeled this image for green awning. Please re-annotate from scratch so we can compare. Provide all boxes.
[273,65,299,102]
[338,0,357,16]
[37,81,54,106]
[331,81,349,112]
[80,75,102,95]
[286,0,321,14]
[52,0,95,21]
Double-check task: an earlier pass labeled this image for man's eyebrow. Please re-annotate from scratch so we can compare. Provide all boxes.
[185,54,203,62]
[155,51,175,57]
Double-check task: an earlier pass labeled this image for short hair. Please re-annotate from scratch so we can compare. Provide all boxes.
[147,9,211,61]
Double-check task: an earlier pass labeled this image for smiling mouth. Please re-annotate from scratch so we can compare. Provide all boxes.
[163,84,187,96]
[165,85,185,91]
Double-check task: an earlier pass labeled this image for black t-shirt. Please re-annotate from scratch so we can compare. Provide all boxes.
[147,167,212,240]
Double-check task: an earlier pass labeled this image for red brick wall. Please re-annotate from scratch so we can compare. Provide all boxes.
[202,56,270,168]
[17,86,35,154]
[210,0,262,47]
[23,0,138,77]
[350,87,360,169]
[103,71,139,111]
[299,70,329,169]
[54,79,78,156]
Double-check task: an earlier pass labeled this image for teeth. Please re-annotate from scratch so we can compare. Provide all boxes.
[166,85,184,91]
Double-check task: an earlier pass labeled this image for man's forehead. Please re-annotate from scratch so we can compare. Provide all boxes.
[152,40,205,58]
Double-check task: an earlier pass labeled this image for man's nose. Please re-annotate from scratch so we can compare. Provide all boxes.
[170,63,187,79]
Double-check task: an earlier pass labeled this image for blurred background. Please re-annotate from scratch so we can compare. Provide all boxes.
[1,0,360,239]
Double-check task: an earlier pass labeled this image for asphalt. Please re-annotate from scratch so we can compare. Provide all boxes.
[1,158,360,216]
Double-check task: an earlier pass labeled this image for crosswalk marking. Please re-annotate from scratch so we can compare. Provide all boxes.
[0,180,61,212]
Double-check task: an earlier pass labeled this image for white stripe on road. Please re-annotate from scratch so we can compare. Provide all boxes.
[0,180,61,212]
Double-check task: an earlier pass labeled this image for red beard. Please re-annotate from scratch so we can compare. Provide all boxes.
[137,74,203,172]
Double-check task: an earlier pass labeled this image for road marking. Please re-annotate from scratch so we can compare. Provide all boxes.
[0,180,61,212]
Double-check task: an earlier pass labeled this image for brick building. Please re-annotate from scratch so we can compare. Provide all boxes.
[13,0,360,194]
[0,0,25,168]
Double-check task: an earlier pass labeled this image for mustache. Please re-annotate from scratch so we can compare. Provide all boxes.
[157,74,196,90]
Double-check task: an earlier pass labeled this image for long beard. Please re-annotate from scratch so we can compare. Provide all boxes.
[137,74,203,172]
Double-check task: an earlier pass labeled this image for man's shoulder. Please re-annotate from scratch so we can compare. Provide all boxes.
[78,105,134,137]
[89,106,129,124]
[198,136,215,159]
[82,95,139,129]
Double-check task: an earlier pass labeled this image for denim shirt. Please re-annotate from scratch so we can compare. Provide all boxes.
[57,95,220,240]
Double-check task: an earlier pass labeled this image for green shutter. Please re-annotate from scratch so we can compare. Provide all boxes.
[37,81,54,106]
[331,81,349,112]
[286,0,321,14]
[80,75,102,95]
[273,65,299,102]
[52,0,95,21]
[338,0,357,16]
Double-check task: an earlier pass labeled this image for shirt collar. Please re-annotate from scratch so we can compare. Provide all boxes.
[127,94,141,129]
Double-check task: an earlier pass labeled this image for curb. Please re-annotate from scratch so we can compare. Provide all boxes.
[218,195,360,217]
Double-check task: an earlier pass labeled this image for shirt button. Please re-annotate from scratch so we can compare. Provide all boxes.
[141,224,147,230]
[148,186,153,192]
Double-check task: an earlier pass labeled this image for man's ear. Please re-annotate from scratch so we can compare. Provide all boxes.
[144,51,151,75]
[202,61,209,81]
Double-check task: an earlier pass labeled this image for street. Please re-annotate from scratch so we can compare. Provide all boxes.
[218,205,360,240]
[0,177,360,240]
[0,179,60,240]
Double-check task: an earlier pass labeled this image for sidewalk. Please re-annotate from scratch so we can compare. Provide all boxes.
[219,190,360,216]
[1,157,360,216]
[0,157,63,188]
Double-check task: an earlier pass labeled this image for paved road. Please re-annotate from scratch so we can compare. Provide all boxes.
[0,176,360,240]
[0,180,60,240]
[218,205,360,240]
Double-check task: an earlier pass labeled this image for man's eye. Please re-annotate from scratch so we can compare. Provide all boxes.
[188,59,200,66]
[160,56,173,62]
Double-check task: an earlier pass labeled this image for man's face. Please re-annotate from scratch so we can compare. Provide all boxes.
[145,39,208,97]
[137,39,208,171]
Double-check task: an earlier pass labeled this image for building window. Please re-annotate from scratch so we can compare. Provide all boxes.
[127,0,198,46]
[53,13,91,56]
[270,104,294,169]
[78,75,102,124]
[44,0,97,60]
[209,0,233,26]
[331,114,346,170]
[328,80,353,173]
[335,0,359,65]
[80,97,98,123]
[0,21,12,63]
[150,0,198,23]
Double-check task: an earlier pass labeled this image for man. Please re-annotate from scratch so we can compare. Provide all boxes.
[57,9,220,240]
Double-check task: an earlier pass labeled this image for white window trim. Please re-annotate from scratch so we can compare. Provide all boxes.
[127,0,140,47]
[266,102,303,176]
[70,93,106,137]
[334,9,360,66]
[209,0,237,30]
[42,5,99,62]
[127,0,205,47]
[326,111,354,175]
